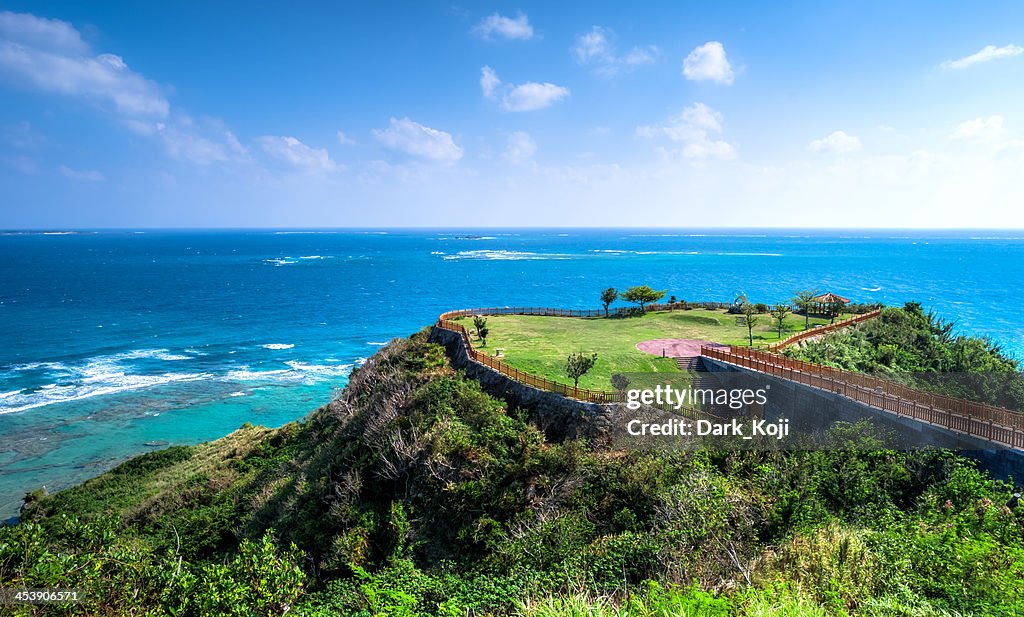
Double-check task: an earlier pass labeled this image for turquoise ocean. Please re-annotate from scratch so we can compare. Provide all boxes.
[1,229,1023,519]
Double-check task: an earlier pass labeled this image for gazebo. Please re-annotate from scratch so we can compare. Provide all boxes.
[811,292,850,313]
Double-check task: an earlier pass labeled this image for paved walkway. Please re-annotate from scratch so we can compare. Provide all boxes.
[636,339,729,357]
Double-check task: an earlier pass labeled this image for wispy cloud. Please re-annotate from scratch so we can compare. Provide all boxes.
[336,130,356,145]
[59,164,104,182]
[372,117,463,163]
[471,13,533,41]
[942,44,1023,70]
[809,130,862,154]
[0,11,169,117]
[572,26,658,76]
[504,131,536,164]
[636,102,735,160]
[259,136,338,172]
[0,11,249,167]
[480,66,501,99]
[951,115,1004,141]
[682,41,734,85]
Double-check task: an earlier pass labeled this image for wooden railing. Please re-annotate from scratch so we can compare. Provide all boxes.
[768,309,883,352]
[439,301,733,322]
[435,318,625,403]
[702,346,1024,449]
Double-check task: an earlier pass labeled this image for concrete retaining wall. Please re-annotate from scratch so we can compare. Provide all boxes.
[703,357,1024,483]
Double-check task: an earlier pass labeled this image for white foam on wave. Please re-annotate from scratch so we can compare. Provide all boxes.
[225,360,353,386]
[367,341,389,346]
[0,371,210,415]
[262,343,295,350]
[263,258,298,266]
[442,250,572,261]
[299,255,332,260]
[714,252,783,257]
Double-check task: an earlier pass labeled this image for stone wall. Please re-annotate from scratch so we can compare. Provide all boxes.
[429,326,625,440]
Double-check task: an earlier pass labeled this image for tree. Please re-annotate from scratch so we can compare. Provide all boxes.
[566,352,598,389]
[741,303,760,346]
[600,287,618,317]
[473,316,489,346]
[825,298,845,324]
[771,304,791,339]
[620,285,666,312]
[792,289,820,331]
[611,373,631,392]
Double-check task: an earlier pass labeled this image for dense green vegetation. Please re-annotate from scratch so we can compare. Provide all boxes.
[2,326,1023,616]
[453,309,846,389]
[785,302,1024,411]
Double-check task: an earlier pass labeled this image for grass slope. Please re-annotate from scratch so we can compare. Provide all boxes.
[455,309,845,389]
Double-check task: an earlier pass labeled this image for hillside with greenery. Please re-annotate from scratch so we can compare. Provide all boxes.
[2,323,1023,616]
[784,302,1024,411]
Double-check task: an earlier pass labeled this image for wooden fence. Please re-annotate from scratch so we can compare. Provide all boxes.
[702,346,1024,449]
[767,309,883,352]
[439,301,733,322]
[435,318,625,403]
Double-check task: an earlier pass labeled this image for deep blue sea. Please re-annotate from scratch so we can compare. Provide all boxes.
[1,228,1023,519]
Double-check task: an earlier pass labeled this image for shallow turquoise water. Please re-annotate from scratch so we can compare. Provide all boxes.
[1,228,1022,519]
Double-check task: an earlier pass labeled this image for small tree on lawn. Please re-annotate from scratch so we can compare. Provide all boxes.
[792,289,819,331]
[741,303,760,347]
[473,316,489,346]
[600,287,618,317]
[566,352,598,389]
[770,304,791,339]
[620,286,666,312]
[611,373,630,392]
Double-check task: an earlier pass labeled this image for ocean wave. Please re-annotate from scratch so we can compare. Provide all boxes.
[714,252,783,257]
[862,286,883,292]
[367,341,389,346]
[225,360,353,385]
[263,258,298,266]
[0,371,210,415]
[261,343,295,350]
[442,250,573,261]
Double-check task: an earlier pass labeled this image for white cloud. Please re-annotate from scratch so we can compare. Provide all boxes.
[951,115,1004,141]
[636,102,736,160]
[0,11,87,55]
[572,26,658,75]
[0,11,249,169]
[500,82,570,112]
[682,41,734,85]
[472,13,533,41]
[259,136,337,172]
[809,130,863,154]
[942,44,1023,70]
[480,66,501,99]
[372,117,463,163]
[59,164,103,182]
[336,130,356,145]
[504,131,536,163]
[0,11,169,117]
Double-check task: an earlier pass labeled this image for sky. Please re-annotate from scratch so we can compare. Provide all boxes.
[1,1,1023,228]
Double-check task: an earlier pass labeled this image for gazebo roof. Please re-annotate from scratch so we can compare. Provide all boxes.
[813,292,850,304]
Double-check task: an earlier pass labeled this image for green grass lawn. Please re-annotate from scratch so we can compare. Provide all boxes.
[454,308,847,390]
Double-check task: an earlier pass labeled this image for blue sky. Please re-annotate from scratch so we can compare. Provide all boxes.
[1,1,1023,228]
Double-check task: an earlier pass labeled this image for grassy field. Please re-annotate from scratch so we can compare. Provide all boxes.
[454,308,846,389]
